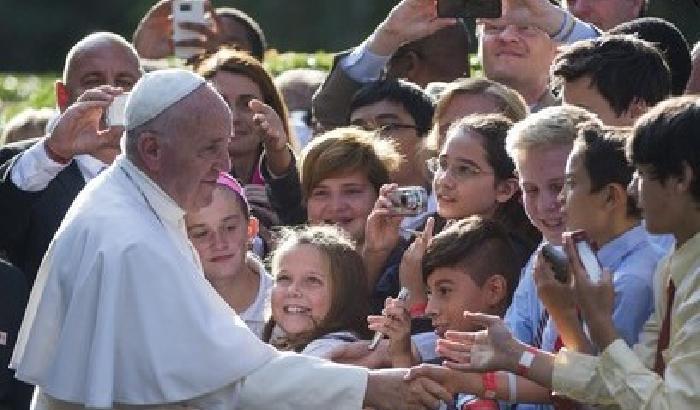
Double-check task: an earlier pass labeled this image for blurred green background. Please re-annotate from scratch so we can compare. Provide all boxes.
[0,0,698,129]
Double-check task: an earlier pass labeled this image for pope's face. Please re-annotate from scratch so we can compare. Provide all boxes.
[160,87,232,212]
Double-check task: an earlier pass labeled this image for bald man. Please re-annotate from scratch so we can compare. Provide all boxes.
[0,32,142,286]
[11,69,448,410]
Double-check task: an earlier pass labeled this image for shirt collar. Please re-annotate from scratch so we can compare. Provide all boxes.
[597,224,647,269]
[116,155,186,225]
[668,230,700,285]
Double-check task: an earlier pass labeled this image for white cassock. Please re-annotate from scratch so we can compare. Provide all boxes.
[10,155,367,410]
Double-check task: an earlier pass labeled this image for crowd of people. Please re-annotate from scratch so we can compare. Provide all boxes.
[1,0,699,409]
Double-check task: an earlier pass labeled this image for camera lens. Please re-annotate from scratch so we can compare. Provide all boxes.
[180,4,192,11]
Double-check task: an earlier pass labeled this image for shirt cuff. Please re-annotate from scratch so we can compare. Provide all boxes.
[338,37,392,83]
[10,138,68,192]
[552,347,599,396]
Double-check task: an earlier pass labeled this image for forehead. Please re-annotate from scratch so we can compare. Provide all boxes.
[186,187,243,223]
[174,86,232,139]
[440,93,499,124]
[278,243,328,271]
[212,71,263,98]
[442,128,487,158]
[66,41,139,80]
[517,144,571,181]
[427,265,479,287]
[350,99,413,123]
[315,170,371,188]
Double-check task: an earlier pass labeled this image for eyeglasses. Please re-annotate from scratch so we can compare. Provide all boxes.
[480,23,543,38]
[426,157,493,180]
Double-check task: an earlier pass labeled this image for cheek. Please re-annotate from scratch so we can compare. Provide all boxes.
[309,289,331,320]
[306,200,325,221]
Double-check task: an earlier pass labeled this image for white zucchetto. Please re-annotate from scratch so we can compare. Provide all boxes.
[125,68,205,131]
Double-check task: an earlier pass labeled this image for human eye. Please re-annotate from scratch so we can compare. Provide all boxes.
[188,228,209,240]
[550,182,564,195]
[521,183,538,194]
[310,188,329,199]
[224,222,239,232]
[455,164,477,178]
[275,273,291,284]
[116,75,137,91]
[437,285,451,297]
[305,274,324,287]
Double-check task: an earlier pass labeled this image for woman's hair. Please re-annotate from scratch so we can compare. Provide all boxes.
[300,127,402,201]
[265,225,371,351]
[429,78,529,151]
[445,113,541,256]
[193,47,296,150]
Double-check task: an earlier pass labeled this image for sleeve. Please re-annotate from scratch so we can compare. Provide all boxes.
[504,260,539,345]
[302,338,348,359]
[237,352,368,410]
[312,46,388,130]
[0,155,40,254]
[339,40,392,83]
[10,138,68,192]
[552,13,600,44]
[260,152,307,226]
[610,270,655,346]
[554,332,700,410]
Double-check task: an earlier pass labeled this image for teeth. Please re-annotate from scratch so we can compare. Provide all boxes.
[284,306,310,314]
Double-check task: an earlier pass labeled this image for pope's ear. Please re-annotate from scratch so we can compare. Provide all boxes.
[136,131,162,172]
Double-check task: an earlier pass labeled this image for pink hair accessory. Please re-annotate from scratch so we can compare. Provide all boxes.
[216,172,249,209]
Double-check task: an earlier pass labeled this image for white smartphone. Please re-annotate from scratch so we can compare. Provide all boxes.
[172,0,206,59]
[106,94,129,127]
[570,230,603,283]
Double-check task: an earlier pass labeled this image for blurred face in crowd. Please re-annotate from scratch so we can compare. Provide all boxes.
[631,164,679,235]
[558,146,610,245]
[306,171,378,243]
[212,71,265,158]
[156,87,232,212]
[436,93,500,147]
[479,22,557,104]
[565,0,644,31]
[432,129,512,220]
[514,144,572,245]
[562,76,637,126]
[61,38,141,110]
[350,100,424,186]
[271,243,332,337]
[186,187,256,282]
[217,15,254,53]
[425,266,492,337]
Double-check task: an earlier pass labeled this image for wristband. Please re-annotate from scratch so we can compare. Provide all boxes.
[409,302,427,318]
[481,372,497,399]
[507,372,517,403]
[44,140,71,165]
[516,346,538,377]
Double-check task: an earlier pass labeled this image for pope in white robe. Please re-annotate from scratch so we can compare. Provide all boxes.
[9,69,440,410]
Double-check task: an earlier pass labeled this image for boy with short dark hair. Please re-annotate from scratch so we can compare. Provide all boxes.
[553,34,671,126]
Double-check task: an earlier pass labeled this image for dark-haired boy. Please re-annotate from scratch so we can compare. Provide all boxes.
[370,216,520,409]
[553,34,671,126]
[349,79,434,188]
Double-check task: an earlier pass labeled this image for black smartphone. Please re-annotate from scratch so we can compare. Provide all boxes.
[541,243,569,283]
[437,0,502,19]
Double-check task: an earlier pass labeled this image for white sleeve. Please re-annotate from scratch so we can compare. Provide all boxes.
[237,351,368,410]
[10,138,69,192]
[338,38,392,83]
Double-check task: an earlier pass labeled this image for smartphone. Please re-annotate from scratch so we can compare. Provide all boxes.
[106,94,129,127]
[388,186,428,216]
[569,230,603,283]
[172,0,206,59]
[541,244,569,283]
[437,0,502,19]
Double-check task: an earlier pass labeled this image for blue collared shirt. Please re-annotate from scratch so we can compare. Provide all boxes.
[541,224,670,352]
